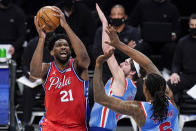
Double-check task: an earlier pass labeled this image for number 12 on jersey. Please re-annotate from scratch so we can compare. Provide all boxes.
[60,89,74,102]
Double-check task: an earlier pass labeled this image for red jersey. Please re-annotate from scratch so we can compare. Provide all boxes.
[43,58,89,130]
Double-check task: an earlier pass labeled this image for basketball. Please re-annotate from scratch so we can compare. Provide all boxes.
[36,6,60,32]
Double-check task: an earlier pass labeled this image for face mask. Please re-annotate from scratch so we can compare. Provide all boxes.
[109,18,126,27]
[189,28,196,36]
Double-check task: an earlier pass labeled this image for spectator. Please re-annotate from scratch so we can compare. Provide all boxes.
[55,0,96,69]
[0,0,26,67]
[167,14,196,104]
[93,4,141,83]
[128,0,181,71]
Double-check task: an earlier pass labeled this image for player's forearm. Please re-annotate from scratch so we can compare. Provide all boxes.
[116,41,161,75]
[30,38,45,77]
[107,55,124,80]
[93,63,107,104]
[62,24,90,68]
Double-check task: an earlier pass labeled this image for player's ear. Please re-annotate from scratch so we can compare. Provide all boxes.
[50,50,54,56]
[130,71,136,76]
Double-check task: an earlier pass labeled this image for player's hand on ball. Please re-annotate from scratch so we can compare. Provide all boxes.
[34,16,46,39]
[51,6,68,28]
[36,6,60,32]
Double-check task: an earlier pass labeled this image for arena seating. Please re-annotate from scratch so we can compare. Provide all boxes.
[179,89,196,130]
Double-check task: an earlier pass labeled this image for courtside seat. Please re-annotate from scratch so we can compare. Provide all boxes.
[179,89,196,130]
[118,115,138,131]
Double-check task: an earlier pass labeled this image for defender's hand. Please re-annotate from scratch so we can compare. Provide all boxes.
[128,40,136,48]
[105,25,121,48]
[96,49,114,66]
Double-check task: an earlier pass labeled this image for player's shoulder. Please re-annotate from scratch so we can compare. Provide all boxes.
[126,78,137,88]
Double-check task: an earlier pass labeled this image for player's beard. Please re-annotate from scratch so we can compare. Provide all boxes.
[56,54,71,65]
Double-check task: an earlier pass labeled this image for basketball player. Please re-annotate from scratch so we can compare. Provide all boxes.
[89,4,139,131]
[93,25,179,130]
[30,7,90,131]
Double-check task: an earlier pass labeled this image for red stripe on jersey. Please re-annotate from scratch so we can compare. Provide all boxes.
[101,88,113,127]
[116,113,120,119]
[168,99,174,105]
[130,79,137,88]
[101,107,108,127]
[140,102,147,118]
[123,78,128,94]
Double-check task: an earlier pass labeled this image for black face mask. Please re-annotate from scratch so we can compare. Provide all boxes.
[109,18,126,27]
[189,28,196,36]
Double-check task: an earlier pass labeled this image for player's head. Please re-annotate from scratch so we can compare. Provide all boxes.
[120,58,139,81]
[143,73,168,122]
[109,4,127,27]
[47,34,71,64]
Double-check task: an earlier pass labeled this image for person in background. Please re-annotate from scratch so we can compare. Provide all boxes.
[128,0,181,71]
[0,0,26,67]
[93,25,179,131]
[167,14,196,104]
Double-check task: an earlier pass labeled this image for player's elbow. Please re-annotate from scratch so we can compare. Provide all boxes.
[78,55,91,68]
[30,70,41,78]
[94,95,108,106]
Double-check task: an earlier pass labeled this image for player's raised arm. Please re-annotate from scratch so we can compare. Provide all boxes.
[105,26,160,76]
[30,17,49,81]
[105,26,174,99]
[96,4,125,89]
[52,6,90,73]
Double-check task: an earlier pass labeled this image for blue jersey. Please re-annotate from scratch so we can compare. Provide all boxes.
[89,78,137,130]
[140,100,179,131]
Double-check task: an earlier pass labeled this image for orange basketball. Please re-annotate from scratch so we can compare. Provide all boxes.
[36,6,60,32]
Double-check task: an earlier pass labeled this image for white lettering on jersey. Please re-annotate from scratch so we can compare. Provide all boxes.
[66,68,71,72]
[48,76,71,90]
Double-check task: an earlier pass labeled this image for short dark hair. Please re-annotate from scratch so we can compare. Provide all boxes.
[129,59,146,81]
[189,14,196,21]
[47,34,71,51]
[129,59,139,81]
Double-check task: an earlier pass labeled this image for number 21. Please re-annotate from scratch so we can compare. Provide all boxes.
[60,89,74,102]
